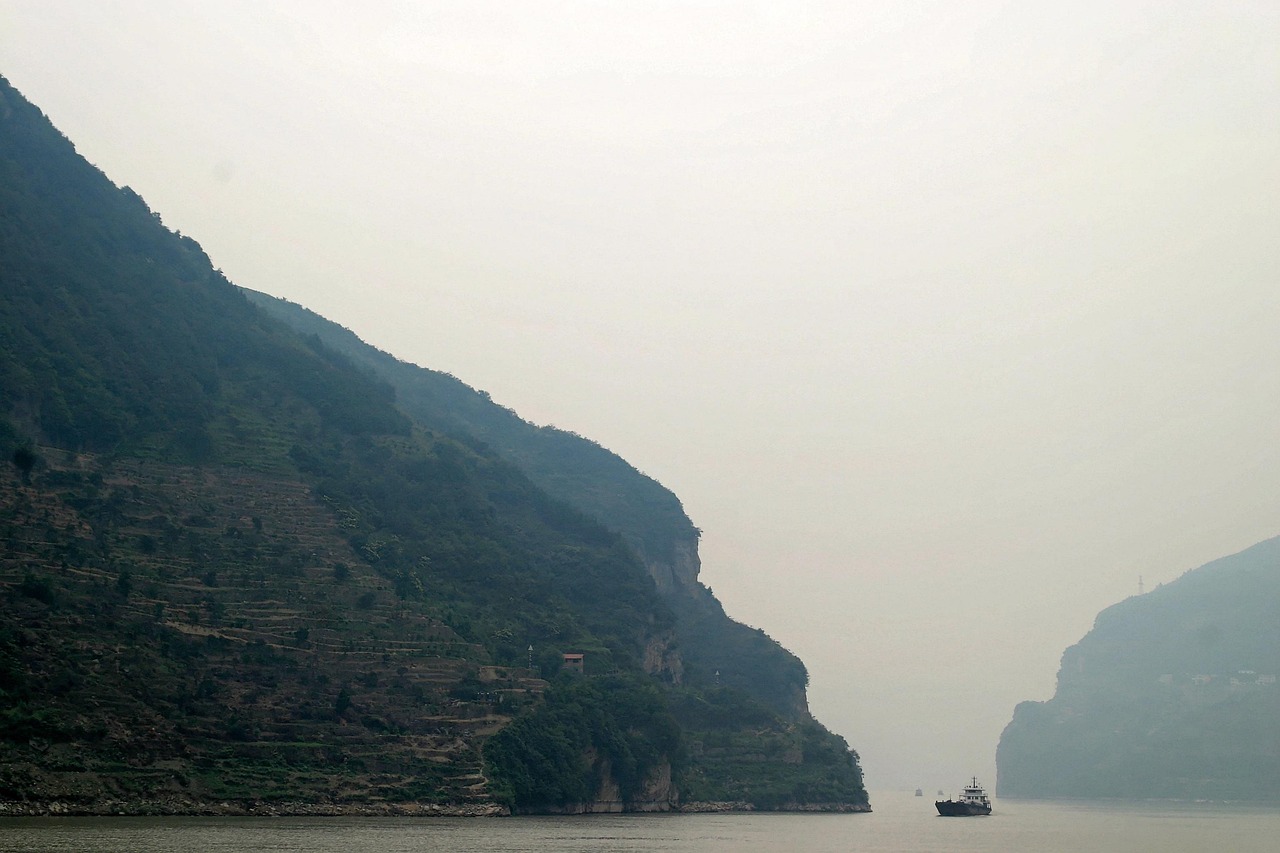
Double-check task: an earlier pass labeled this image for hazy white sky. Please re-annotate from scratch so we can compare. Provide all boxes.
[4,0,1279,790]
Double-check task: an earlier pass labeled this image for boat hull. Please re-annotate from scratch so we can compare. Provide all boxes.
[935,800,991,816]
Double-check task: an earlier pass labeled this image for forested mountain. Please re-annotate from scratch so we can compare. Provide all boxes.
[997,536,1280,800]
[0,75,866,814]
[242,290,817,720]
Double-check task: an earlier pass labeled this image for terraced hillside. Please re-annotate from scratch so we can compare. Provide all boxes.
[1,452,535,810]
[0,73,867,814]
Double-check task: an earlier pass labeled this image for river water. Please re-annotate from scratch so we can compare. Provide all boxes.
[3,790,1279,852]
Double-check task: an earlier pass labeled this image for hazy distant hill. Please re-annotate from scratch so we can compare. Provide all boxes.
[0,74,866,814]
[997,536,1280,800]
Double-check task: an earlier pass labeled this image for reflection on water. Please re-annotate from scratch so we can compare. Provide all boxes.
[3,792,1280,853]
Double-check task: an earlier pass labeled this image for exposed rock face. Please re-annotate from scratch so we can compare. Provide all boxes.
[644,536,702,596]
[632,761,676,812]
[543,760,678,814]
[642,631,684,684]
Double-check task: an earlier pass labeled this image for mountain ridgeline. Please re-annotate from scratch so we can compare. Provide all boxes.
[997,536,1280,801]
[239,290,815,720]
[0,75,866,814]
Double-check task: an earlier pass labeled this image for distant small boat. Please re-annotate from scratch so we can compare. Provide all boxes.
[935,777,992,816]
[915,788,923,797]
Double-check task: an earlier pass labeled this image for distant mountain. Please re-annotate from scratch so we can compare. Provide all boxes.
[997,536,1280,800]
[0,74,866,814]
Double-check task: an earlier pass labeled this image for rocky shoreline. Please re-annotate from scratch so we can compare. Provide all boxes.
[0,799,870,817]
[0,800,510,817]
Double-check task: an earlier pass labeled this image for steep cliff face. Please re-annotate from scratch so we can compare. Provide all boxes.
[998,536,1280,800]
[643,536,702,595]
[642,631,685,685]
[544,758,677,814]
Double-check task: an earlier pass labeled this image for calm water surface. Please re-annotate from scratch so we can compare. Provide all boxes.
[3,791,1279,852]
